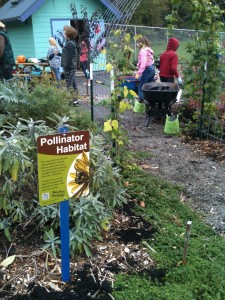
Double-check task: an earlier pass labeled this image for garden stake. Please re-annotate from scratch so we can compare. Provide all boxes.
[182,220,192,264]
[199,62,207,137]
[90,63,94,122]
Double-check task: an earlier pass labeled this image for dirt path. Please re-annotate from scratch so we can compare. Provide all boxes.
[119,110,225,234]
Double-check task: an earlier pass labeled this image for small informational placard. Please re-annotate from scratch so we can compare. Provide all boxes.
[37,131,90,206]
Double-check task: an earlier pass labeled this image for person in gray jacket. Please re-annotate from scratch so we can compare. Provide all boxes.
[0,21,15,80]
[61,26,79,97]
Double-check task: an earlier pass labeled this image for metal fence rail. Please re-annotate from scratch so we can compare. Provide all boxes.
[197,115,225,143]
[104,24,225,60]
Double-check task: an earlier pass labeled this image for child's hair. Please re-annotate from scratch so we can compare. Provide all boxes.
[63,26,78,40]
[49,37,57,46]
[137,36,152,48]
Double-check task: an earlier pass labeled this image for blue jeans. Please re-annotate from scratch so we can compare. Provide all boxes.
[138,65,155,101]
[51,67,61,81]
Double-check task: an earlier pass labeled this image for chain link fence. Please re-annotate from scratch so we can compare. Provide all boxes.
[89,25,225,143]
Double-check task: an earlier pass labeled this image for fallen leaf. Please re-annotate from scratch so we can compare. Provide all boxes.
[141,164,150,170]
[172,215,182,226]
[139,201,145,208]
[177,260,187,266]
[0,255,16,267]
[49,282,62,292]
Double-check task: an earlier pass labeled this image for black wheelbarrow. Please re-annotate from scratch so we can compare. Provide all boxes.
[142,82,180,127]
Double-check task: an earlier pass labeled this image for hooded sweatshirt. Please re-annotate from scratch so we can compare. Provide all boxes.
[137,46,154,77]
[159,37,179,78]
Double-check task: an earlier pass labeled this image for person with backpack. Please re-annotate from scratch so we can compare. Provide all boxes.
[0,21,15,80]
[61,26,79,99]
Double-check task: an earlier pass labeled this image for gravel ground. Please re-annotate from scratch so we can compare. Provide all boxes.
[122,111,225,234]
[91,101,225,235]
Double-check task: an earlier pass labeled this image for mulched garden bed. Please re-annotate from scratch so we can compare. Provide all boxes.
[0,201,156,300]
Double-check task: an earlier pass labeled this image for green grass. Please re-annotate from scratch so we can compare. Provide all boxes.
[113,169,225,300]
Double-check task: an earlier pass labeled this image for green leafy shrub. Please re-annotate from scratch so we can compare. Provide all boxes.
[0,79,71,125]
[25,83,71,123]
[69,107,94,130]
[0,117,127,257]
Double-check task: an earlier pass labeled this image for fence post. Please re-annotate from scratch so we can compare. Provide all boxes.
[134,25,137,59]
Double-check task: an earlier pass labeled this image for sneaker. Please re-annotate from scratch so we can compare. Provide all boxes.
[73,100,79,105]
[69,100,79,106]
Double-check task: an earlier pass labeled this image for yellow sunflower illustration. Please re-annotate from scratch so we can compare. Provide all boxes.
[67,151,90,199]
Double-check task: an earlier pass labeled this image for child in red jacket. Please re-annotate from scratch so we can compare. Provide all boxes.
[159,37,182,84]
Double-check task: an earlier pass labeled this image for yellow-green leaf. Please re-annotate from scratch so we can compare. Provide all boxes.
[134,34,142,41]
[118,139,124,145]
[114,29,122,36]
[123,86,128,98]
[124,45,134,53]
[10,159,20,182]
[112,119,119,131]
[106,63,113,73]
[101,218,110,231]
[0,255,16,267]
[103,120,112,132]
[112,132,116,139]
[119,101,127,113]
[112,44,118,49]
[119,101,131,113]
[129,90,137,97]
[124,33,130,42]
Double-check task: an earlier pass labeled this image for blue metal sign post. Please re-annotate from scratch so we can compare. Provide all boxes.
[60,199,70,281]
[58,126,70,282]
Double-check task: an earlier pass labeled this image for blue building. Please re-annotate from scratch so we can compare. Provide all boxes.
[0,0,114,60]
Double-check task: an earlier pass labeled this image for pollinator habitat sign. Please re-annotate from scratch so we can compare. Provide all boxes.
[37,131,90,206]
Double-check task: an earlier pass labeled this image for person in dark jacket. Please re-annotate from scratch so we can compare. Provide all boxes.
[61,26,78,95]
[159,37,182,84]
[0,21,15,80]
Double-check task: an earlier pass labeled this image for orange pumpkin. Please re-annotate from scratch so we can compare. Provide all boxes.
[17,55,26,63]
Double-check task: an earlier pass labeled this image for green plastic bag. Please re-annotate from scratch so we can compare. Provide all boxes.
[133,100,145,113]
[164,114,180,135]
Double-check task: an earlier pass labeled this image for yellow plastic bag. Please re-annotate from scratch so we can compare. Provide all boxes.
[164,114,180,135]
[133,100,145,113]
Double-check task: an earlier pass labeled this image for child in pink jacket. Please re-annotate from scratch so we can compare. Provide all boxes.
[135,36,155,102]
